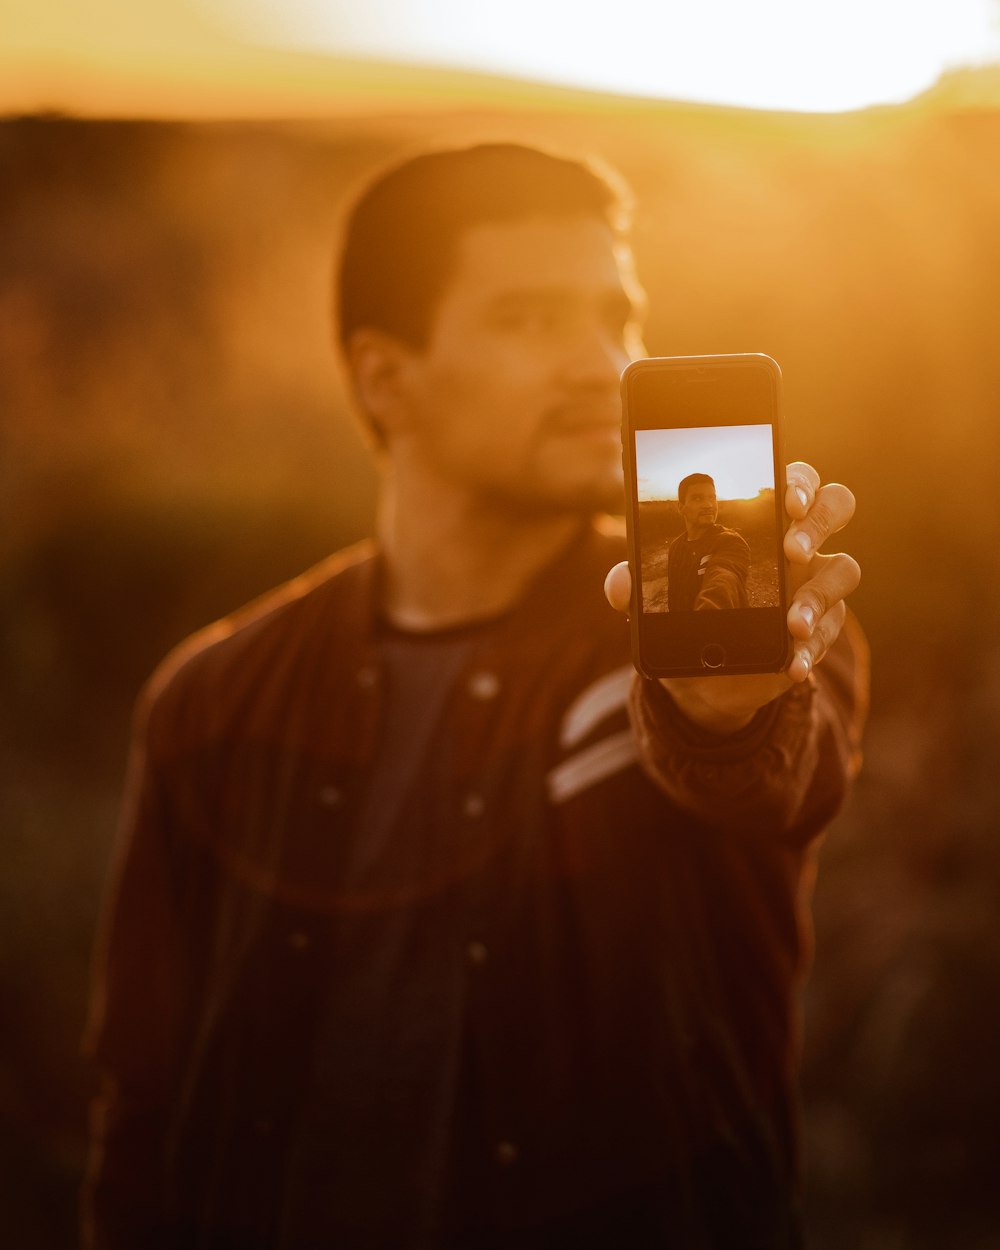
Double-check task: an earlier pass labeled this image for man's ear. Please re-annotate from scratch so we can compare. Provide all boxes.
[345,328,418,440]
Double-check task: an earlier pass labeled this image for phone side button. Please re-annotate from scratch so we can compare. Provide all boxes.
[700,643,727,670]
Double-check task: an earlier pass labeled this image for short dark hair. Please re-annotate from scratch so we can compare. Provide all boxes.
[677,473,716,504]
[335,142,631,352]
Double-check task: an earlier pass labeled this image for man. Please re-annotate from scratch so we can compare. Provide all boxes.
[667,473,751,612]
[83,143,866,1249]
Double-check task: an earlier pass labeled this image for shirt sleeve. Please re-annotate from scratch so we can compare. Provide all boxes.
[694,532,751,611]
[627,613,868,843]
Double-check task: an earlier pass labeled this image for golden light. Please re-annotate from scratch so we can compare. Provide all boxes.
[218,0,1000,112]
[3,0,998,117]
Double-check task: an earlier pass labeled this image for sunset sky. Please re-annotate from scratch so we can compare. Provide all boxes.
[222,0,1000,111]
[3,0,999,116]
[635,425,776,502]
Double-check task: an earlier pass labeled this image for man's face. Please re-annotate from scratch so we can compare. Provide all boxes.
[679,483,719,534]
[390,214,646,514]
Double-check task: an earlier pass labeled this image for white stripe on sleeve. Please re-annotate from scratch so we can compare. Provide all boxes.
[558,665,634,749]
[547,730,639,805]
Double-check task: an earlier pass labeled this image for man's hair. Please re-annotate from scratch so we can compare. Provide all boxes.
[335,142,632,352]
[677,473,716,504]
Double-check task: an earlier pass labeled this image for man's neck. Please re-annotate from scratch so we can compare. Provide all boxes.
[376,468,586,631]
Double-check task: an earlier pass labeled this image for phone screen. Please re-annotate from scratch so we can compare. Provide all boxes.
[621,355,790,677]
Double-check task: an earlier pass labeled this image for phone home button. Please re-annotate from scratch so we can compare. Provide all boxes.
[700,643,727,670]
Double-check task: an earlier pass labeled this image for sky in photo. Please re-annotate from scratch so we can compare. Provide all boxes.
[635,424,775,500]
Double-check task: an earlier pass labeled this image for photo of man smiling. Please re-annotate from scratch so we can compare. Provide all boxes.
[667,472,751,611]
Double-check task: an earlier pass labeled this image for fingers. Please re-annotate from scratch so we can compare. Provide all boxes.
[785,481,856,564]
[787,551,862,638]
[787,600,847,682]
[785,550,861,681]
[604,561,632,613]
[784,461,821,520]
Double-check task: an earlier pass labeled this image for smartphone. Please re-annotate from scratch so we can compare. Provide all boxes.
[620,353,791,679]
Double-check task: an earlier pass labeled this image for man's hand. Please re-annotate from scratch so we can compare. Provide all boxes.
[605,462,861,735]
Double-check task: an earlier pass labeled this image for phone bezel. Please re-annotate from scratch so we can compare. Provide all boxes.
[621,353,791,679]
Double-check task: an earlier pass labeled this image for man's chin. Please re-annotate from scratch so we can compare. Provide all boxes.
[488,475,625,520]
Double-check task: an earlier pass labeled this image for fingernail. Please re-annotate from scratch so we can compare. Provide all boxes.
[798,604,815,631]
[794,531,812,556]
[795,486,809,509]
[797,648,812,675]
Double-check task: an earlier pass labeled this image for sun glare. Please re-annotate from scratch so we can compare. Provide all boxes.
[217,0,1000,112]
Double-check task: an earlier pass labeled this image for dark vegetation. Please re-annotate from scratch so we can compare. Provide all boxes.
[3,87,1000,1248]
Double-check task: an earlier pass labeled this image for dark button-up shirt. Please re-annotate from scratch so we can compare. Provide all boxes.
[83,520,867,1249]
[667,524,752,612]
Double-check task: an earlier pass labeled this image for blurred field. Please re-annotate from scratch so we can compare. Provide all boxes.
[638,495,779,610]
[3,75,1000,1249]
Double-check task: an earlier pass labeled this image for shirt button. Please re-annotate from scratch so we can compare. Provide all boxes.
[463,792,486,819]
[495,1140,519,1167]
[356,665,379,689]
[288,930,311,951]
[467,670,501,700]
[466,940,488,967]
[319,785,344,808]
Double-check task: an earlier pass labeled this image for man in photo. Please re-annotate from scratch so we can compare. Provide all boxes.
[667,472,752,611]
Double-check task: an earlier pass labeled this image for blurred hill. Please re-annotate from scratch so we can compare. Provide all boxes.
[2,71,1000,1247]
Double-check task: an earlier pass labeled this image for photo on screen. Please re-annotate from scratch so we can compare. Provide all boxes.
[635,424,780,613]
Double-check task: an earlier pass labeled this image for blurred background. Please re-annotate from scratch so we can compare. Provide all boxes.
[3,2,1000,1246]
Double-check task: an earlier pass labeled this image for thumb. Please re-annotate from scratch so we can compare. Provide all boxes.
[604,561,632,614]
